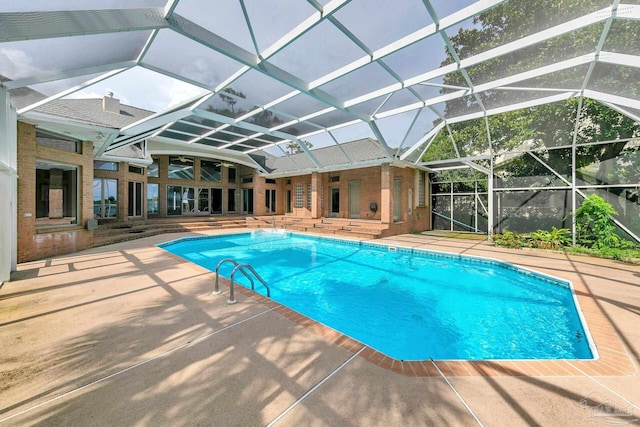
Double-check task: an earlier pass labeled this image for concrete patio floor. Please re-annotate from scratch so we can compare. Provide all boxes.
[1,230,638,426]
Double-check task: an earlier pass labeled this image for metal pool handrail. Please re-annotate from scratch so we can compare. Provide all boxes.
[228,263,270,304]
[212,258,271,305]
[213,258,254,295]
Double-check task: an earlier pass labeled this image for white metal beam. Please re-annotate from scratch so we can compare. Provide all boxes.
[448,92,577,124]
[260,0,352,59]
[373,54,594,121]
[3,1,639,183]
[343,7,613,110]
[138,62,214,92]
[438,19,489,125]
[616,3,640,20]
[368,121,394,159]
[239,0,260,56]
[584,90,640,110]
[598,51,640,69]
[327,131,353,162]
[120,91,214,135]
[16,67,132,115]
[164,0,352,132]
[473,54,596,94]
[461,160,490,175]
[120,107,196,137]
[528,151,572,187]
[396,109,423,153]
[136,29,160,63]
[0,86,18,282]
[192,109,321,166]
[94,133,120,158]
[309,0,509,89]
[167,13,370,124]
[164,0,181,18]
[0,8,167,42]
[400,120,445,161]
[3,60,138,90]
[130,0,350,160]
[601,102,640,123]
[445,122,461,158]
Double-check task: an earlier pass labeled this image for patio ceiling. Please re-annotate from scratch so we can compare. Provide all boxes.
[1,0,639,173]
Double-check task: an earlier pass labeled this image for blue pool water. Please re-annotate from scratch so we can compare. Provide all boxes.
[159,231,594,361]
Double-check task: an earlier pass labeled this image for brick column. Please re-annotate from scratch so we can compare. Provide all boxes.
[252,172,266,216]
[380,163,392,224]
[16,122,36,262]
[311,172,320,219]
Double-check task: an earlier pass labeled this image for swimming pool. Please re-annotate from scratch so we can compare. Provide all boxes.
[159,231,595,361]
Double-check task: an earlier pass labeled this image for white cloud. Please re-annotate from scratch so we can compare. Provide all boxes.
[0,48,41,80]
[65,67,209,113]
[179,58,220,88]
[163,80,209,109]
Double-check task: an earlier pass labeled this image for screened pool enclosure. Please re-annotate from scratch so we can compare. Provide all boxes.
[1,0,639,246]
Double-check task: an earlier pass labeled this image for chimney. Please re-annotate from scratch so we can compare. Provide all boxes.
[103,92,120,114]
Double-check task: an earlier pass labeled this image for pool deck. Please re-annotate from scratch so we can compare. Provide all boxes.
[1,230,638,426]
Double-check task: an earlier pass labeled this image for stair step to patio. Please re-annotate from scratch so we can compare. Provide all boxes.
[248,216,388,240]
[93,215,390,247]
[92,217,247,247]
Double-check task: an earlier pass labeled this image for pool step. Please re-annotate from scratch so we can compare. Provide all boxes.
[92,217,247,247]
[248,216,389,239]
[94,215,393,247]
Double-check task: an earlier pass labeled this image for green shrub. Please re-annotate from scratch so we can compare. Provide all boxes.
[597,246,624,260]
[492,228,640,263]
[531,227,571,249]
[574,195,620,249]
[618,240,637,250]
[563,245,640,263]
[492,231,531,248]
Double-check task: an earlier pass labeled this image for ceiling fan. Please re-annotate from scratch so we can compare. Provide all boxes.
[177,155,193,163]
[215,162,234,168]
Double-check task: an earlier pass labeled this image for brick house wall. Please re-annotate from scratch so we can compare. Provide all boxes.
[17,122,94,262]
[386,166,431,234]
[288,175,312,217]
[16,122,430,262]
[321,166,385,220]
[270,164,430,233]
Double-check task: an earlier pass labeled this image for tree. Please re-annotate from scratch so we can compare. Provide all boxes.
[435,0,639,152]
[428,0,640,236]
[218,88,245,115]
[211,88,288,130]
[285,140,313,155]
[249,110,283,128]
[431,0,640,180]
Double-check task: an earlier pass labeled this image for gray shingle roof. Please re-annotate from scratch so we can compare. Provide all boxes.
[7,86,47,111]
[251,138,390,174]
[34,98,153,129]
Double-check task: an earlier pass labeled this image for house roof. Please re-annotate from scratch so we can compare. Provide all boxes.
[34,98,154,129]
[250,138,390,175]
[2,74,152,129]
